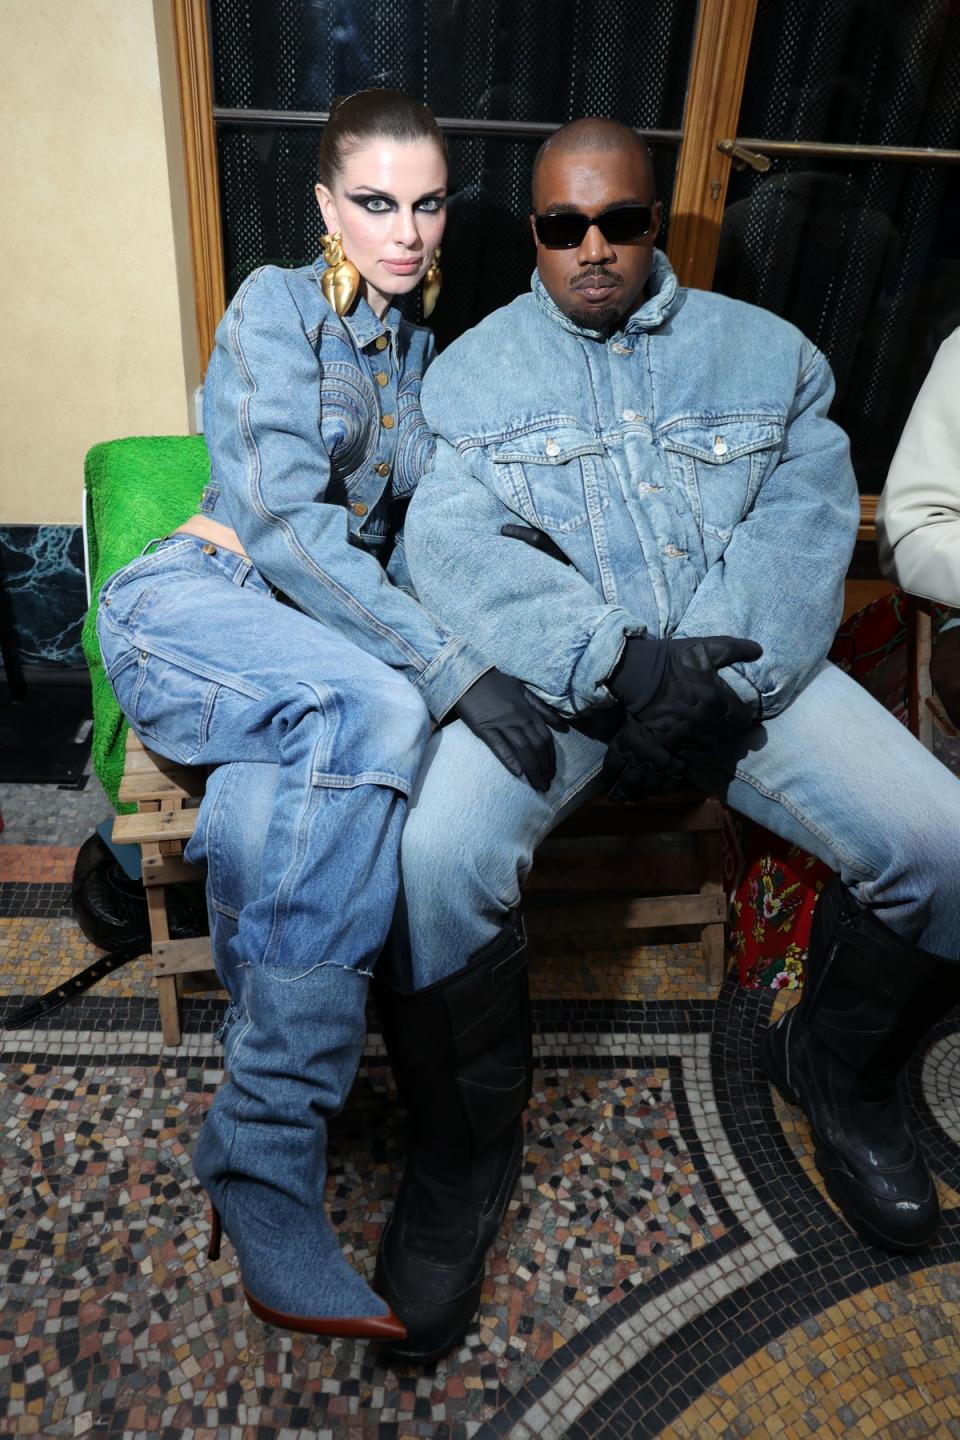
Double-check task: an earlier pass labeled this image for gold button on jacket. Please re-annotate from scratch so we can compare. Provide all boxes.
[374,334,389,351]
[352,501,368,517]
[381,414,395,429]
[375,462,391,477]
[374,371,389,387]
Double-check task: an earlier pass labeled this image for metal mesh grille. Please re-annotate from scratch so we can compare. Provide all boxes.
[209,0,694,127]
[715,0,960,492]
[210,0,690,344]
[217,124,677,350]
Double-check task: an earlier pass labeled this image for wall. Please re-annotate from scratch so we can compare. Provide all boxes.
[0,0,198,664]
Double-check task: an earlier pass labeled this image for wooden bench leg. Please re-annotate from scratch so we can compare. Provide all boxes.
[145,842,182,1046]
[696,829,727,988]
[700,922,726,989]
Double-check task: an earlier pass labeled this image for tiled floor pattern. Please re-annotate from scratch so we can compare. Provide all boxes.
[3,779,960,1437]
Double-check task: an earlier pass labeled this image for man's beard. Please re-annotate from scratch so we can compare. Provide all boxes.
[567,299,622,333]
[567,266,624,333]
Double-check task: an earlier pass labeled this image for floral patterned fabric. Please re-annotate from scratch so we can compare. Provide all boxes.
[730,591,941,988]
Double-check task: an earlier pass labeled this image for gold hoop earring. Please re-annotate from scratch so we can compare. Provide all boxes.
[422,247,443,318]
[320,231,360,317]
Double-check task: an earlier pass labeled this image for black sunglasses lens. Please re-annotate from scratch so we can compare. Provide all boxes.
[600,205,653,242]
[536,204,654,248]
[535,213,588,248]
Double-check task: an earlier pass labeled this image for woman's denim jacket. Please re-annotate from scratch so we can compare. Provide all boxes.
[405,250,859,719]
[200,257,487,719]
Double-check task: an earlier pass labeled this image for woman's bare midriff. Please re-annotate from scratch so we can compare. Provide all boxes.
[172,514,250,559]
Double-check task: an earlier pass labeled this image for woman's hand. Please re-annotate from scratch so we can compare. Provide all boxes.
[454,670,568,791]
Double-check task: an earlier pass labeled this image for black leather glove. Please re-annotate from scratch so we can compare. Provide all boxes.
[603,716,689,805]
[609,634,763,750]
[601,634,762,804]
[500,524,571,566]
[454,669,568,792]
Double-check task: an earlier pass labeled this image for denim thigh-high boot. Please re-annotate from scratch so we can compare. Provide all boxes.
[98,542,432,1336]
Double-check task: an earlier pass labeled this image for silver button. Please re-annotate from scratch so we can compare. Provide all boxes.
[664,544,686,559]
[622,408,639,422]
[713,436,728,456]
[611,343,631,354]
[638,483,662,493]
[545,438,560,457]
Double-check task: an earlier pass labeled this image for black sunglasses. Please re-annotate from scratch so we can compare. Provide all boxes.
[533,202,655,250]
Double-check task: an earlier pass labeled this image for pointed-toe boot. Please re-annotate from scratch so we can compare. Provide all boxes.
[196,960,405,1340]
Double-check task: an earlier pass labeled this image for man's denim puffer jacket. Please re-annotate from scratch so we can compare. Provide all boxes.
[200,256,488,720]
[406,249,859,720]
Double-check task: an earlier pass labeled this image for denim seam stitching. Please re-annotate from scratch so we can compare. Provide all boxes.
[728,764,875,878]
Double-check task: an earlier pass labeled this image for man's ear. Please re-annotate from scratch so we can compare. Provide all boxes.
[649,199,663,245]
[315,182,339,236]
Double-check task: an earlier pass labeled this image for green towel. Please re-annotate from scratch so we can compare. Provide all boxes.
[81,436,211,809]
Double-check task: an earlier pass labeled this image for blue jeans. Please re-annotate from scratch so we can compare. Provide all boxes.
[392,661,960,986]
[97,535,430,999]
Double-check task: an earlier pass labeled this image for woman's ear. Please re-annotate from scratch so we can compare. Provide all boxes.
[315,182,339,235]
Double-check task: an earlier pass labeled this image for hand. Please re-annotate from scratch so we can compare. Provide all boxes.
[930,624,960,730]
[500,524,571,566]
[602,715,689,805]
[610,634,763,753]
[454,669,568,792]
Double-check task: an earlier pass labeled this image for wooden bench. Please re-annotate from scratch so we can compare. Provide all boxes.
[112,730,214,1044]
[113,730,729,1046]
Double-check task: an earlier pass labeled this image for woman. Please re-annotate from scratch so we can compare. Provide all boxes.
[97,89,558,1341]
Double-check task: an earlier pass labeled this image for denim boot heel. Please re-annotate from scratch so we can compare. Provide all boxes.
[762,878,960,1253]
[373,913,532,1362]
[195,960,405,1340]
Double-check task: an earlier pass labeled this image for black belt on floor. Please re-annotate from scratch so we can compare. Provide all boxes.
[3,942,147,1030]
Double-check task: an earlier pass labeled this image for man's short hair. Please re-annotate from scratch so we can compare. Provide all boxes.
[531,118,654,209]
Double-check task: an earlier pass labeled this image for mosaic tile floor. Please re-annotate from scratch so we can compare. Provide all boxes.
[2,774,960,1438]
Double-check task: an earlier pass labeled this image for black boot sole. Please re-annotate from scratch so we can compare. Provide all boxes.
[375,1126,525,1365]
[760,1022,937,1255]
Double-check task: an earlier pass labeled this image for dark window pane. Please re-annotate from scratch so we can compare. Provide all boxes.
[217,125,677,349]
[714,158,960,492]
[739,0,960,150]
[209,0,695,130]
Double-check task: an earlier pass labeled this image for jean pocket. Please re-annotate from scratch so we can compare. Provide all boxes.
[122,650,222,764]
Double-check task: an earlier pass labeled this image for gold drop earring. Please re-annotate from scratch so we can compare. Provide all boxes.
[320,231,360,317]
[422,247,443,318]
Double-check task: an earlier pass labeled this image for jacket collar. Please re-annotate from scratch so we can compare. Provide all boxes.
[531,247,680,341]
[312,254,402,348]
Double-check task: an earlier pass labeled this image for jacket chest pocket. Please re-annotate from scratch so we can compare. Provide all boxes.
[657,416,783,543]
[489,428,609,534]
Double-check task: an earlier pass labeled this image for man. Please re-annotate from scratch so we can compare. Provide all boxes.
[877,326,960,723]
[372,118,960,1364]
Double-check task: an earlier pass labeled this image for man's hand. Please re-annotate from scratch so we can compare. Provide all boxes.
[602,717,688,804]
[454,669,568,792]
[930,624,960,731]
[610,635,762,749]
[602,634,762,803]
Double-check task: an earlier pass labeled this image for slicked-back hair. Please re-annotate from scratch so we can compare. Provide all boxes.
[319,88,447,185]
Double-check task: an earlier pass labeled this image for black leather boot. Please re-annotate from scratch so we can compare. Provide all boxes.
[762,878,960,1252]
[373,912,533,1363]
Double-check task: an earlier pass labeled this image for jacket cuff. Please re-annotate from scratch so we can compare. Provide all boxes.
[720,663,763,716]
[413,636,492,721]
[570,610,649,713]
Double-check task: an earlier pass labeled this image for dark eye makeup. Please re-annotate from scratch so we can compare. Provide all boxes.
[345,189,447,215]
